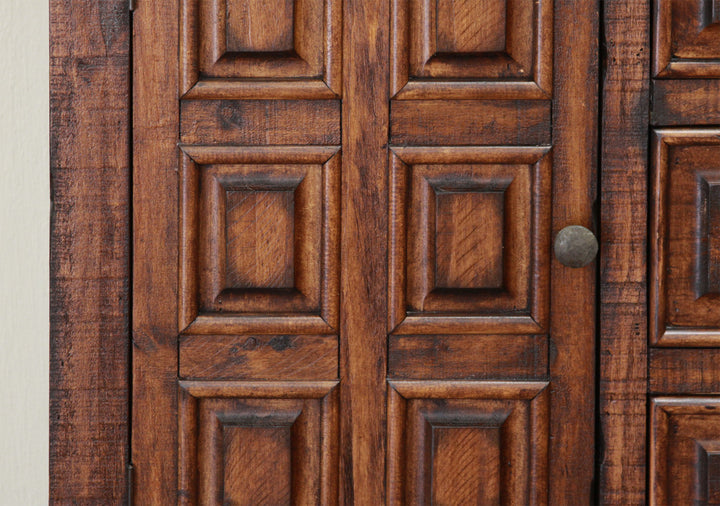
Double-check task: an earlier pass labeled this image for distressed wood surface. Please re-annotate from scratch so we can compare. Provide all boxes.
[598,1,650,503]
[49,0,130,503]
[339,0,389,500]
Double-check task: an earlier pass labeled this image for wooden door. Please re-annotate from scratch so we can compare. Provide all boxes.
[131,0,598,503]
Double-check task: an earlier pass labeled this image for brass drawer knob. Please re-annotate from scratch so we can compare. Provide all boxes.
[554,225,598,268]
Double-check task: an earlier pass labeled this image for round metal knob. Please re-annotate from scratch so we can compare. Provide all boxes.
[554,225,598,268]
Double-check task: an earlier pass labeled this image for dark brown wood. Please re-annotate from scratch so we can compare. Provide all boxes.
[388,335,548,380]
[650,398,720,505]
[652,80,720,126]
[49,0,130,502]
[548,1,598,501]
[650,349,720,394]
[599,1,651,503]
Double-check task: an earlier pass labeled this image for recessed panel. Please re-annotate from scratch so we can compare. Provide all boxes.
[654,0,720,77]
[387,381,549,505]
[389,147,551,335]
[651,397,720,505]
[179,146,340,334]
[650,130,720,345]
[179,381,339,504]
[391,0,552,98]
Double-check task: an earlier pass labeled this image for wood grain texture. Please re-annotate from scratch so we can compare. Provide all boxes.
[180,334,338,380]
[390,0,553,98]
[132,0,179,500]
[387,381,549,505]
[178,381,339,505]
[599,1,650,503]
[390,100,551,146]
[49,0,130,502]
[181,100,341,145]
[653,0,720,77]
[549,0,598,502]
[339,0,389,500]
[650,130,720,346]
[650,349,720,394]
[436,0,506,53]
[388,335,548,380]
[650,397,720,505]
[652,80,720,126]
[181,0,342,97]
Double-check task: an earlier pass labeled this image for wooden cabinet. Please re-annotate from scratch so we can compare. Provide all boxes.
[49,0,720,503]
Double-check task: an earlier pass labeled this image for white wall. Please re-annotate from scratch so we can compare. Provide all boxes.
[0,0,50,503]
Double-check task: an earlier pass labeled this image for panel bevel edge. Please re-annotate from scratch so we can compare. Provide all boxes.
[179,0,342,99]
[387,146,551,335]
[389,0,553,100]
[650,129,720,347]
[178,145,341,334]
[652,0,720,78]
[386,379,550,505]
[177,380,340,504]
[649,396,720,505]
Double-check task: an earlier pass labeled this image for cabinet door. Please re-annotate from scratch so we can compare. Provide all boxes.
[131,0,598,503]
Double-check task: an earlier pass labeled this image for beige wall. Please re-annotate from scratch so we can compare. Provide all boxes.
[0,0,50,502]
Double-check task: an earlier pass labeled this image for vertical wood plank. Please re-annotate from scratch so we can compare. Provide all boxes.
[549,0,599,502]
[49,0,130,502]
[340,0,389,500]
[132,0,179,501]
[599,1,650,503]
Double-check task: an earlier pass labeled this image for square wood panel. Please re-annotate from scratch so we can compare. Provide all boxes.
[390,0,553,99]
[650,130,720,346]
[179,146,340,335]
[180,0,341,98]
[179,381,338,504]
[387,380,549,505]
[654,0,720,77]
[389,147,551,335]
[651,397,720,505]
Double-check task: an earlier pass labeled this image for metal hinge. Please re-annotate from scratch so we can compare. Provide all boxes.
[129,0,135,11]
[127,464,134,505]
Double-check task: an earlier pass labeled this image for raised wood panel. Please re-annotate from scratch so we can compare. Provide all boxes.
[650,397,720,505]
[390,100,552,145]
[180,100,341,145]
[178,381,339,505]
[225,0,295,53]
[179,146,340,333]
[387,381,549,505]
[389,147,551,335]
[650,130,720,346]
[180,335,338,380]
[654,0,720,77]
[436,0,506,53]
[388,335,548,380]
[391,0,552,98]
[181,0,341,98]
